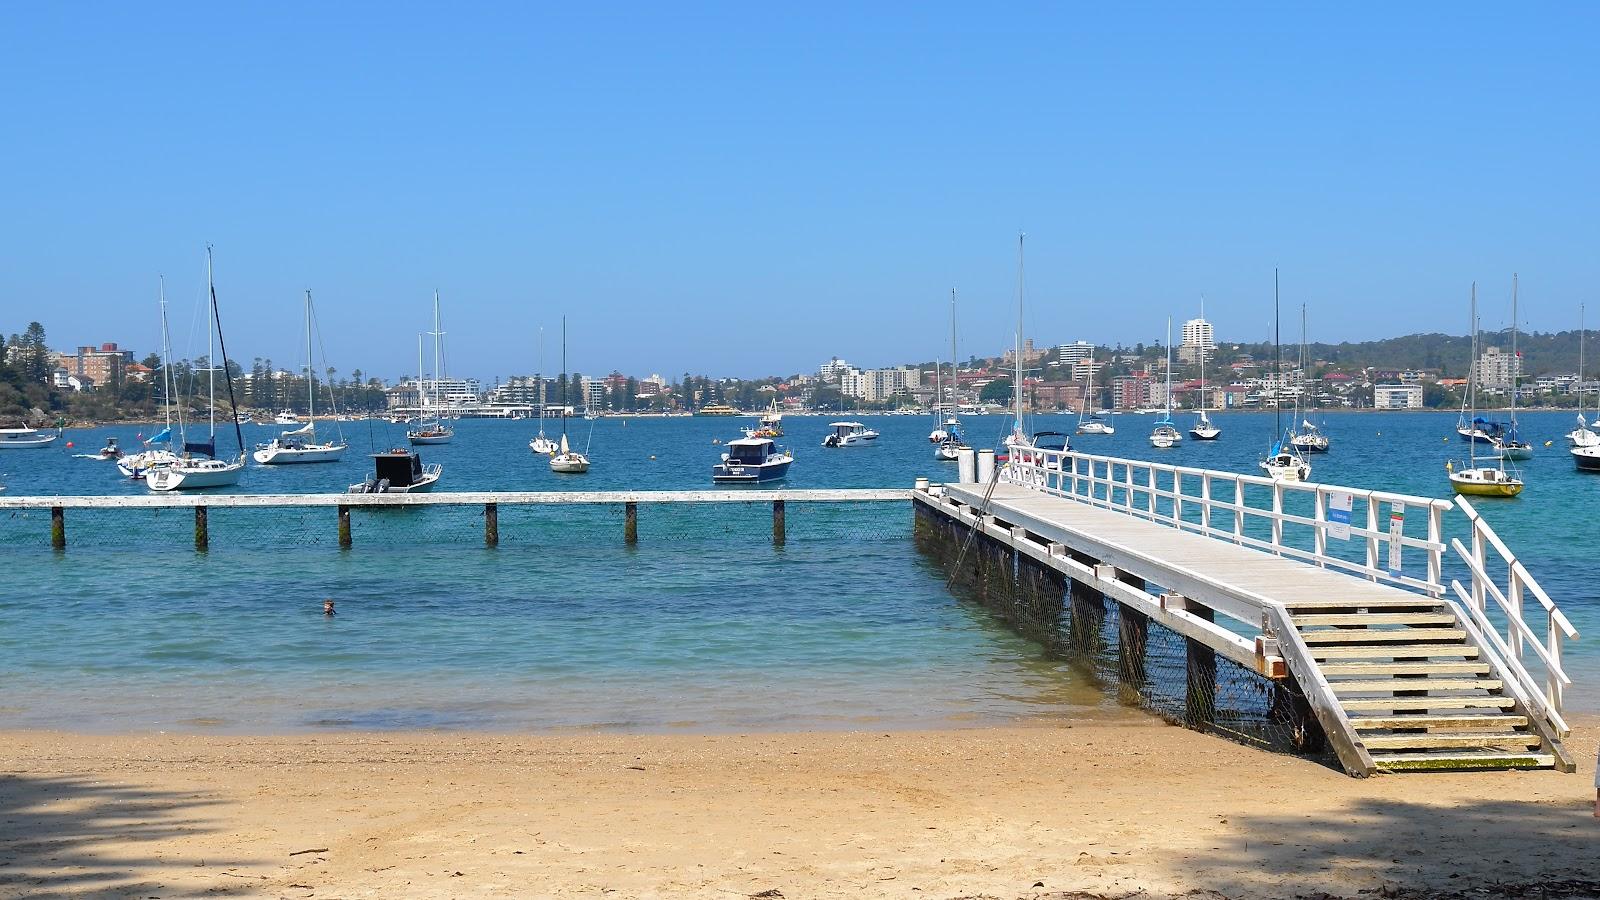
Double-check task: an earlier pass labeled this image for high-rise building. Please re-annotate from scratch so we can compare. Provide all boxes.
[1179,318,1214,364]
[818,357,853,382]
[1474,346,1520,392]
[840,366,921,402]
[1056,341,1095,366]
[70,342,133,390]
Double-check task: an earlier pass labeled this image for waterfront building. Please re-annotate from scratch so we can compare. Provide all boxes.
[66,342,133,390]
[818,357,853,382]
[1473,346,1519,393]
[1179,318,1215,364]
[840,366,921,402]
[1373,383,1424,410]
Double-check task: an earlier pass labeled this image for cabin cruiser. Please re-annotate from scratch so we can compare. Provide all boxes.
[712,436,794,483]
[348,448,442,493]
[1572,444,1600,472]
[97,437,124,460]
[0,426,59,449]
[274,410,300,425]
[822,421,877,447]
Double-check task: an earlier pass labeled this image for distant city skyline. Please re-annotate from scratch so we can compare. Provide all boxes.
[3,5,1597,379]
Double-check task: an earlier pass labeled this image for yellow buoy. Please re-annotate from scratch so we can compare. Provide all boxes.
[1544,440,1553,447]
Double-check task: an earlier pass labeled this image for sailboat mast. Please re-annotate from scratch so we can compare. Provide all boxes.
[1510,273,1519,423]
[206,247,216,440]
[560,316,569,438]
[1198,295,1206,415]
[949,288,958,415]
[1273,269,1282,440]
[431,291,444,422]
[1581,303,1587,421]
[158,277,175,437]
[1015,232,1025,434]
[416,333,425,420]
[1469,283,1479,467]
[207,246,245,457]
[305,290,315,420]
[1164,317,1172,417]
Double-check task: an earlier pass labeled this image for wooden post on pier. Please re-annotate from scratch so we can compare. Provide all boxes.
[484,503,499,547]
[1116,572,1149,704]
[337,504,352,549]
[194,506,209,552]
[624,501,638,545]
[1068,577,1104,661]
[1185,603,1218,729]
[50,506,64,550]
[772,500,786,547]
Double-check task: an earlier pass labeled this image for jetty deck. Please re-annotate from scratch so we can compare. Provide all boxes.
[916,447,1578,777]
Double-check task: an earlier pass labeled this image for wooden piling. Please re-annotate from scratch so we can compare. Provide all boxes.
[1115,572,1149,704]
[50,506,64,550]
[772,499,785,547]
[484,502,499,547]
[337,504,352,549]
[194,506,209,552]
[1067,577,1105,661]
[1186,603,1218,729]
[624,501,638,545]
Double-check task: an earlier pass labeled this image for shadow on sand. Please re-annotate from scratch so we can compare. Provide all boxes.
[0,774,255,899]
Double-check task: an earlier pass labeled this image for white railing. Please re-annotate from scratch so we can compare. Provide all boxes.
[1449,496,1578,730]
[1004,447,1451,597]
[1000,447,1578,725]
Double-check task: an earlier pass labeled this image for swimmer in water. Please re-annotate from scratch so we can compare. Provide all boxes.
[323,599,336,617]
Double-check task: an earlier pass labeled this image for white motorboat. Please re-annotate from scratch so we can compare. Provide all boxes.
[747,399,784,438]
[0,426,59,449]
[1573,444,1600,472]
[822,421,874,447]
[712,436,793,483]
[348,448,442,493]
[408,292,456,446]
[273,410,299,426]
[149,247,248,493]
[254,291,348,465]
[548,317,591,474]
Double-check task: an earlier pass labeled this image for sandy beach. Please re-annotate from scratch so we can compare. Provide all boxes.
[2,719,1595,900]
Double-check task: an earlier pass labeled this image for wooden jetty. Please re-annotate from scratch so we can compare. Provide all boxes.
[917,446,1578,776]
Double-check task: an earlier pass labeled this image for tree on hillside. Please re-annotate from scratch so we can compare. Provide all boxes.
[980,377,1013,404]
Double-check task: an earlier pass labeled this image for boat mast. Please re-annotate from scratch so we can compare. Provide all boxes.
[207,245,245,458]
[206,247,216,444]
[538,325,546,427]
[1273,268,1281,445]
[304,290,315,421]
[1197,295,1206,418]
[1014,232,1025,438]
[431,291,445,424]
[1510,273,1519,430]
[1469,283,1479,468]
[158,276,177,441]
[949,287,958,419]
[1581,303,1587,424]
[1164,317,1173,420]
[560,316,568,440]
[416,333,425,421]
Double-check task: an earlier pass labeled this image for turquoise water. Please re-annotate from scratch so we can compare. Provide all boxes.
[0,410,1593,731]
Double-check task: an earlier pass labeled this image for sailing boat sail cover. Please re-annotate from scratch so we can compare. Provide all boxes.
[183,439,215,458]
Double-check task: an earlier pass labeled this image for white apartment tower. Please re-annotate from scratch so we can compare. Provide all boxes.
[1179,317,1215,365]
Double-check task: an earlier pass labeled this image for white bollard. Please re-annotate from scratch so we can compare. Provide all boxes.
[914,477,930,492]
[977,449,995,484]
[957,448,977,484]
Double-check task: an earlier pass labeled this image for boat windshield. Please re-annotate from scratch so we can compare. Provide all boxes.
[727,443,769,463]
[1031,431,1069,451]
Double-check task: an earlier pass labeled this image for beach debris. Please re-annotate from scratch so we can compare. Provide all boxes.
[289,847,329,856]
[749,891,784,899]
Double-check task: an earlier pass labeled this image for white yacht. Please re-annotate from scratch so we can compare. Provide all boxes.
[254,290,347,465]
[408,292,455,446]
[822,421,874,447]
[1259,272,1312,482]
[0,426,60,449]
[1148,318,1182,449]
[273,410,300,426]
[548,317,591,474]
[712,436,793,483]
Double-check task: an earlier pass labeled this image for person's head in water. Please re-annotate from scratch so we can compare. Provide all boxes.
[323,599,336,617]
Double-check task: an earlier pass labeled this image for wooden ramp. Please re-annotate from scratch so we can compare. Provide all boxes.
[933,481,1574,775]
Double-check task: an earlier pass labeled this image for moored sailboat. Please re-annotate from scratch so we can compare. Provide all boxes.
[1491,274,1533,461]
[549,316,591,474]
[1149,318,1181,449]
[408,292,455,445]
[1260,271,1311,482]
[1450,283,1522,497]
[253,290,347,464]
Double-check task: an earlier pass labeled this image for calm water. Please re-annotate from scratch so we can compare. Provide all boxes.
[0,409,1594,731]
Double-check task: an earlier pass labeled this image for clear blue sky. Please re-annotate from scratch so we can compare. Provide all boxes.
[3,4,1597,382]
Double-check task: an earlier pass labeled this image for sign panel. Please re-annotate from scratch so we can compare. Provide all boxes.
[1327,491,1353,541]
[1388,503,1405,576]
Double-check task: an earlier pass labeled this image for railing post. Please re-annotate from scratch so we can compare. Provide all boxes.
[1548,621,1563,715]
[1146,466,1156,517]
[1427,504,1444,594]
[1171,471,1183,526]
[1312,489,1326,565]
[772,499,785,547]
[1471,527,1488,612]
[1365,496,1380,571]
[338,503,352,549]
[1199,474,1211,533]
[1233,481,1244,543]
[1270,483,1284,552]
[624,501,638,545]
[50,506,64,550]
[1124,463,1135,511]
[1508,566,1524,662]
[194,505,209,552]
[484,502,499,547]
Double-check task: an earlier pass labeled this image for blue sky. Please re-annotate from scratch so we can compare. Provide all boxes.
[2,4,1597,381]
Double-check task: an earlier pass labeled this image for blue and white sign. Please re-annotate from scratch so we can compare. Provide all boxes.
[1327,491,1353,541]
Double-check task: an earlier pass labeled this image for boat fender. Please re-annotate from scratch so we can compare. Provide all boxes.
[375,478,390,493]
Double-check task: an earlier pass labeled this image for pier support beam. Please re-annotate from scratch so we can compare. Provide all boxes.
[1186,603,1218,729]
[623,501,638,545]
[772,500,785,547]
[1068,576,1105,663]
[337,504,351,549]
[1116,572,1149,705]
[484,502,499,547]
[50,506,64,550]
[194,506,208,552]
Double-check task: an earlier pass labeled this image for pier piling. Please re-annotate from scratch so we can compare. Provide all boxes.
[624,501,638,545]
[772,499,785,547]
[337,504,351,549]
[50,505,64,550]
[1184,601,1218,729]
[484,502,499,547]
[194,506,208,552]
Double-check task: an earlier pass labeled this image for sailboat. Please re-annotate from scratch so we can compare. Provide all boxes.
[1188,298,1219,440]
[529,326,559,454]
[1260,271,1311,482]
[408,292,455,445]
[549,316,591,473]
[1492,274,1533,461]
[928,352,947,444]
[936,289,971,461]
[1287,305,1329,453]
[148,247,248,492]
[253,291,347,464]
[1450,283,1523,497]
[1569,304,1599,450]
[1001,233,1060,458]
[1149,318,1182,448]
[1076,348,1114,435]
[119,278,182,479]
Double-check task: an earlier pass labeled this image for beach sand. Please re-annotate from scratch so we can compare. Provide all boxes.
[1,720,1595,899]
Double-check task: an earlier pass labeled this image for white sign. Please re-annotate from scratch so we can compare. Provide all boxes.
[1327,491,1353,541]
[1387,503,1405,575]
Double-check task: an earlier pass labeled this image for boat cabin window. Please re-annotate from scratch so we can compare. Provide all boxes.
[1031,432,1069,451]
[728,443,769,463]
[374,453,420,487]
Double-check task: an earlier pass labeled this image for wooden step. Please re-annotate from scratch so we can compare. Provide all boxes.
[1311,645,1478,659]
[1350,714,1528,730]
[1327,678,1502,694]
[1292,613,1457,627]
[1361,733,1541,751]
[1319,661,1490,676]
[1300,628,1466,645]
[1280,598,1445,609]
[1340,696,1516,712]
[1370,751,1554,772]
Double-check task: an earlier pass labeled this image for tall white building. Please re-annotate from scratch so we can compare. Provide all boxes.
[1373,384,1423,410]
[1057,341,1095,366]
[840,366,921,402]
[1179,318,1215,364]
[818,357,853,382]
[1474,346,1520,392]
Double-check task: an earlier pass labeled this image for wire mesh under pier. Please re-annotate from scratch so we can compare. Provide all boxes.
[914,494,1335,766]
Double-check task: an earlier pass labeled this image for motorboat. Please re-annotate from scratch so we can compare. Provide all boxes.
[712,436,793,483]
[273,410,299,426]
[348,448,442,493]
[97,437,123,460]
[747,400,784,438]
[0,426,59,449]
[1573,444,1600,472]
[695,404,742,416]
[822,421,876,447]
